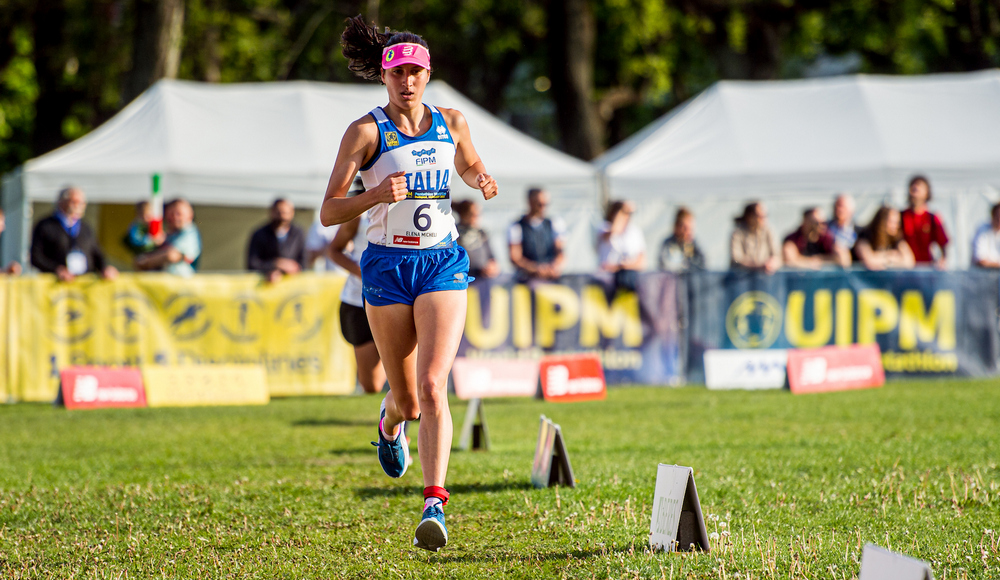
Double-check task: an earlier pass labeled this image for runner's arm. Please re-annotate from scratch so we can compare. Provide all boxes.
[321,118,408,226]
[329,217,362,278]
[441,108,497,200]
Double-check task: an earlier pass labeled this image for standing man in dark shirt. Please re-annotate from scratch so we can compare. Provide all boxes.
[508,187,566,283]
[782,207,850,269]
[247,198,307,283]
[658,207,705,272]
[454,200,499,279]
[30,187,118,282]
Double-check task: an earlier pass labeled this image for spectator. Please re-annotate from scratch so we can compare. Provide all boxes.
[730,202,781,273]
[134,198,201,276]
[0,209,21,275]
[247,198,307,283]
[782,207,850,269]
[305,217,345,273]
[902,175,949,267]
[853,206,915,270]
[828,194,858,250]
[972,203,1000,269]
[658,207,704,272]
[30,186,118,282]
[598,200,645,290]
[454,199,499,279]
[508,187,565,282]
[306,179,363,274]
[122,200,165,256]
[328,212,386,394]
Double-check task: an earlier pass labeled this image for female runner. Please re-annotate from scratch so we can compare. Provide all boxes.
[320,16,498,552]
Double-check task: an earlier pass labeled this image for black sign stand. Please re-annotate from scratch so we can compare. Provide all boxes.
[457,398,491,451]
[531,415,576,488]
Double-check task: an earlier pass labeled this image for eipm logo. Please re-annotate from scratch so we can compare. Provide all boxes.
[727,288,957,372]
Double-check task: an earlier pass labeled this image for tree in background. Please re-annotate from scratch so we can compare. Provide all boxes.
[1,0,998,175]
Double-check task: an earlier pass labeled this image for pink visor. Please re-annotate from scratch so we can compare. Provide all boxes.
[381,43,431,70]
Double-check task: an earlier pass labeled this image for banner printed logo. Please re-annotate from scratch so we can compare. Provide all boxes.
[163,293,211,340]
[50,291,92,344]
[220,295,263,343]
[274,293,323,342]
[726,291,782,349]
[108,291,153,344]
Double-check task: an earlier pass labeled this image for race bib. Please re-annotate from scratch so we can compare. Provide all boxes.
[386,198,453,249]
[66,249,88,275]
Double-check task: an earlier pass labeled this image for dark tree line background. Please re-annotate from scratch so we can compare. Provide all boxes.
[1,0,998,175]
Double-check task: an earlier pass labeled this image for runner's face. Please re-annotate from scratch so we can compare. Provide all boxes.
[382,63,429,109]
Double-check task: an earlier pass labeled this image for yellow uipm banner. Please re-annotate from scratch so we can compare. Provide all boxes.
[143,364,269,407]
[4,273,355,402]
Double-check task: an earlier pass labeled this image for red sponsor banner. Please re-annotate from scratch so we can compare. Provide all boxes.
[451,357,539,400]
[539,354,607,402]
[60,367,147,409]
[787,344,885,394]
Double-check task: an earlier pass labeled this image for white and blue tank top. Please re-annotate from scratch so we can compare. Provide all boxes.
[359,105,459,249]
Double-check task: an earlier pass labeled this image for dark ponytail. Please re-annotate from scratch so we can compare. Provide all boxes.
[341,15,431,84]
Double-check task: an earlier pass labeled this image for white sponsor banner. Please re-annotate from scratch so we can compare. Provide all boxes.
[704,349,788,390]
[452,358,539,400]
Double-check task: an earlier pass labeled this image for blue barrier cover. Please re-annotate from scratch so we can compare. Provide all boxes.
[687,270,1000,381]
[459,273,683,385]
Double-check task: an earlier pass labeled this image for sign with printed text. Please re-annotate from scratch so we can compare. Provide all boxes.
[451,357,539,400]
[859,544,934,580]
[698,270,999,378]
[142,364,268,407]
[539,354,606,402]
[60,367,147,409]
[704,349,788,390]
[459,273,684,386]
[649,464,709,552]
[787,344,884,394]
[4,274,355,403]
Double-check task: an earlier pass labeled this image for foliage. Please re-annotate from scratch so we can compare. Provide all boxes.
[0,0,997,173]
[0,380,998,578]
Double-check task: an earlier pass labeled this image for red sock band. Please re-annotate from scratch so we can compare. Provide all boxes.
[423,486,449,506]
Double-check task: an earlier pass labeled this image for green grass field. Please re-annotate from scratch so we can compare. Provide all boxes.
[1,380,998,579]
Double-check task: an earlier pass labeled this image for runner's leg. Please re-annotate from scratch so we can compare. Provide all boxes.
[354,341,386,394]
[412,289,468,488]
[366,303,419,433]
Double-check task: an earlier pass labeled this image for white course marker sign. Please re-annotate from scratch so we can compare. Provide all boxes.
[649,464,710,552]
[457,397,491,451]
[859,544,935,580]
[530,415,575,488]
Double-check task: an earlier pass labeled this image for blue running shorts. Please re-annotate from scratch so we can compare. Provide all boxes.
[361,242,472,307]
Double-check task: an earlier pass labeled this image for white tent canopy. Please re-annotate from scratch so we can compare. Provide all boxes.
[596,70,1000,268]
[3,79,600,271]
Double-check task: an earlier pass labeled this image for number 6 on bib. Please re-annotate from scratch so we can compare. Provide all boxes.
[388,197,452,248]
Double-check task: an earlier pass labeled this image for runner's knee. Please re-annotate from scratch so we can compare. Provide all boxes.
[417,377,448,413]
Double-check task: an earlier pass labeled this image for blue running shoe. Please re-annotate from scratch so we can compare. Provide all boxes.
[371,398,408,478]
[413,504,448,552]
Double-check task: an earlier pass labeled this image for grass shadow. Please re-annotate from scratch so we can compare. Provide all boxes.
[355,480,533,500]
[293,418,373,428]
[431,544,644,564]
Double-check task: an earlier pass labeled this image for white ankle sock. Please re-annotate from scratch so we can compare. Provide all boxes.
[380,418,400,441]
[424,497,443,511]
